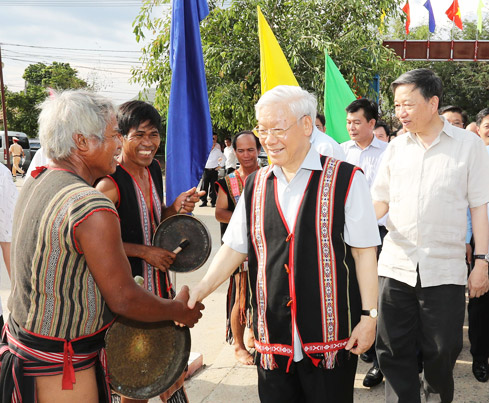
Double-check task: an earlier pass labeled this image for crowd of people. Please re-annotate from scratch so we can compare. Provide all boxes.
[195,68,489,403]
[0,67,488,403]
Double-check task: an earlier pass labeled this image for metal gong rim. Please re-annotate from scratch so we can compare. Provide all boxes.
[153,214,212,273]
[106,318,191,399]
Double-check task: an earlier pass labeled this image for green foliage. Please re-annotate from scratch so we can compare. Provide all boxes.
[387,18,489,122]
[132,0,404,138]
[401,61,489,122]
[3,85,46,135]
[389,15,489,41]
[23,62,87,90]
[3,62,88,135]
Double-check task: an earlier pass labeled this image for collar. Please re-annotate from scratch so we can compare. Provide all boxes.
[344,134,382,150]
[406,115,454,143]
[310,126,321,142]
[271,145,323,179]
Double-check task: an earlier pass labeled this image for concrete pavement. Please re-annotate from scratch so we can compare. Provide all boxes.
[1,177,488,402]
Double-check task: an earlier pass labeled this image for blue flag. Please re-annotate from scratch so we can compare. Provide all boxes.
[166,0,212,207]
[424,0,436,33]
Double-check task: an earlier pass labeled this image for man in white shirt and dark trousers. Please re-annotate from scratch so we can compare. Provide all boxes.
[372,68,489,402]
[189,85,380,403]
[200,134,225,207]
[223,137,237,174]
[341,98,387,388]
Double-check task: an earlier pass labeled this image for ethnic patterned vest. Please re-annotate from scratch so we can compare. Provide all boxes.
[244,156,362,371]
[109,160,173,298]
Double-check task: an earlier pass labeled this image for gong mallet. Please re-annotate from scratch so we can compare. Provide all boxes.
[172,239,190,254]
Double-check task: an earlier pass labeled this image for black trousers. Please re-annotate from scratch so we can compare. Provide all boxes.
[257,352,357,403]
[363,225,389,366]
[199,168,218,205]
[376,276,465,403]
[468,290,489,362]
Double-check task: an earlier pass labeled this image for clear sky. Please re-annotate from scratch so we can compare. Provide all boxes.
[0,0,170,104]
[0,0,485,105]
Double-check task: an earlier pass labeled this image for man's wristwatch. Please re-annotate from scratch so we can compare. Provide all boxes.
[361,308,378,318]
[474,253,489,263]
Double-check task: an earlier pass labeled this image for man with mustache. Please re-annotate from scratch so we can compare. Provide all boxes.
[215,130,261,365]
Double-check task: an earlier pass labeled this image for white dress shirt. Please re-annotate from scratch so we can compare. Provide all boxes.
[223,146,237,170]
[310,127,346,160]
[372,117,489,288]
[223,145,380,362]
[341,135,387,188]
[204,144,225,169]
[341,135,388,226]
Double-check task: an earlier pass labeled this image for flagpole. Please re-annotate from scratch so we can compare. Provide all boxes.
[475,19,479,62]
[449,20,454,60]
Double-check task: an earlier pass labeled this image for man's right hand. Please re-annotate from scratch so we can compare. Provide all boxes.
[174,286,205,327]
[142,245,176,271]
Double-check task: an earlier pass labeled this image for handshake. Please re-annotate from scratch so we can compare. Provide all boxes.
[173,285,205,328]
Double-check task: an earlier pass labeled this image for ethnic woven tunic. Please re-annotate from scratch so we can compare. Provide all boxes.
[2,168,117,401]
[244,157,362,371]
[9,168,117,339]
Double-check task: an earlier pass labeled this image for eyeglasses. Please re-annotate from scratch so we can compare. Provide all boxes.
[253,115,307,139]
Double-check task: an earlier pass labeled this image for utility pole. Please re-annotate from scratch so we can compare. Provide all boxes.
[0,46,10,170]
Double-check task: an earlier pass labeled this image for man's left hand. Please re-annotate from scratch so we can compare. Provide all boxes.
[344,316,376,355]
[468,260,489,298]
[173,187,206,214]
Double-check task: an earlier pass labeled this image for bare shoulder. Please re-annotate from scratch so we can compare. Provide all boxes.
[95,176,119,205]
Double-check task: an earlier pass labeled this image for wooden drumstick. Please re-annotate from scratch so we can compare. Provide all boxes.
[173,239,190,254]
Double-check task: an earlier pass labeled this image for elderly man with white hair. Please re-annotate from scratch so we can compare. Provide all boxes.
[189,85,379,403]
[0,90,204,402]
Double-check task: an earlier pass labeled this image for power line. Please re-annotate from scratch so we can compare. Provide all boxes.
[3,49,142,65]
[0,1,147,6]
[3,56,134,75]
[0,42,141,53]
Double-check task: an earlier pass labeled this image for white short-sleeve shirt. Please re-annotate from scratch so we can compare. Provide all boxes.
[310,127,346,161]
[223,146,380,362]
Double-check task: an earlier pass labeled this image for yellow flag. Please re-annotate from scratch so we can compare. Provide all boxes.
[379,9,387,34]
[257,6,299,95]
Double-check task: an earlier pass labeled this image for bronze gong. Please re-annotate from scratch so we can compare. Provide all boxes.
[153,214,212,273]
[106,318,190,399]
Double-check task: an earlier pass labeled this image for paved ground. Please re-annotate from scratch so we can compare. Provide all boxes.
[1,176,488,402]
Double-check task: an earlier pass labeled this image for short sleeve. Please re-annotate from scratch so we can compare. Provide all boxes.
[467,140,489,208]
[344,171,381,247]
[222,193,248,254]
[371,143,392,204]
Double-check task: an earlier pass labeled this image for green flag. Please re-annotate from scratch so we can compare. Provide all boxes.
[324,50,356,143]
